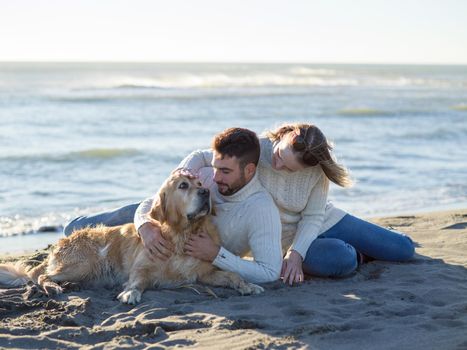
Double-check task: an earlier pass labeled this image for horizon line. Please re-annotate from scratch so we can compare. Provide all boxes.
[1,60,467,66]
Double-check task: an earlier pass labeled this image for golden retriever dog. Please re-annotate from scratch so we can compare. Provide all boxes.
[0,173,263,304]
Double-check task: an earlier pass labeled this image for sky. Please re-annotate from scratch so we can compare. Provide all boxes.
[0,0,466,63]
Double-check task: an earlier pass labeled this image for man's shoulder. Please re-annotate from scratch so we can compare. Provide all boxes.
[244,187,276,209]
[242,187,281,230]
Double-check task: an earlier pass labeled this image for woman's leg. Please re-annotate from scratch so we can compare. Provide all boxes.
[320,214,415,262]
[63,203,140,236]
[303,238,358,277]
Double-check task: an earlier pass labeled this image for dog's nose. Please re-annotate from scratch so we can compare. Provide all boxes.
[198,188,209,197]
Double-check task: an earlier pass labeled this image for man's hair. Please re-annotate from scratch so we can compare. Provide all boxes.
[211,127,260,168]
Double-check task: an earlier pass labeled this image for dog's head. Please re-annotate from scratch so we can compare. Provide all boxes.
[149,173,212,228]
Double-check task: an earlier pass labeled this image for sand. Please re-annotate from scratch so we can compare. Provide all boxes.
[1,209,466,350]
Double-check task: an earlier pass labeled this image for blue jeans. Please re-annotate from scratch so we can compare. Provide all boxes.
[63,203,140,236]
[303,214,415,278]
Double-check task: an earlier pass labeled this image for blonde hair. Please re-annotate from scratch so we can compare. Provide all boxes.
[266,123,353,188]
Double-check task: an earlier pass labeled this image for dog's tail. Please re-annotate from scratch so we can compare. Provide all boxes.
[0,262,31,287]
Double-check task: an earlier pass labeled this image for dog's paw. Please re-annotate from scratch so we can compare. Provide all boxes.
[117,289,141,305]
[42,282,63,296]
[61,281,82,292]
[245,283,264,295]
[23,282,46,300]
[237,282,264,295]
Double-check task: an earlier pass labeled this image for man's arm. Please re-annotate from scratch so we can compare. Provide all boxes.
[134,195,174,260]
[213,196,282,283]
[134,195,155,232]
[188,194,282,284]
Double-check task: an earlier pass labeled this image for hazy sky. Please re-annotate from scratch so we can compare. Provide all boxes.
[1,0,466,63]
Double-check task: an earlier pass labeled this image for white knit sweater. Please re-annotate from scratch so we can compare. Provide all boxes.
[134,171,283,283]
[175,137,347,258]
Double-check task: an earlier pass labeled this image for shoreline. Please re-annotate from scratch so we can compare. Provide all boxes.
[1,206,466,257]
[1,208,466,349]
[364,202,467,220]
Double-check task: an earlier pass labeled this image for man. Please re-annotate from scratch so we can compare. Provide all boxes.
[64,128,282,283]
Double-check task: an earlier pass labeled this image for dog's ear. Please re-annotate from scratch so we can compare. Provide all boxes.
[150,192,167,223]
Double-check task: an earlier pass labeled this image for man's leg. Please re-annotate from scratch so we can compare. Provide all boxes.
[303,238,358,277]
[63,203,140,236]
[320,214,415,262]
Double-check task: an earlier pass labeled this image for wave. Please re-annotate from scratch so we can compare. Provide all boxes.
[451,104,467,111]
[49,97,116,103]
[114,84,167,90]
[79,69,466,90]
[288,67,338,76]
[1,148,141,163]
[49,88,324,103]
[68,73,360,91]
[395,127,467,141]
[38,68,467,104]
[0,213,65,237]
[69,148,140,159]
[337,108,390,116]
[336,107,467,118]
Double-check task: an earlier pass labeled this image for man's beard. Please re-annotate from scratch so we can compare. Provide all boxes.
[216,172,247,196]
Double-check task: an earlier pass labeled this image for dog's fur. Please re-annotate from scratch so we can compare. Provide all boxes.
[0,173,263,304]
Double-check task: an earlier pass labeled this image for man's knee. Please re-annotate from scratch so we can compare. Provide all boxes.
[394,235,415,261]
[63,216,85,236]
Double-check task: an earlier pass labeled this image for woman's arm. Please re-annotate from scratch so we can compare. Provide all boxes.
[281,172,329,284]
[178,149,214,172]
[290,172,329,259]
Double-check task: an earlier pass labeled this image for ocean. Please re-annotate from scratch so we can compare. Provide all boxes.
[1,62,466,254]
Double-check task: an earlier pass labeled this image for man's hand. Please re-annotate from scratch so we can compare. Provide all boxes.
[184,232,220,262]
[281,250,304,285]
[138,221,174,261]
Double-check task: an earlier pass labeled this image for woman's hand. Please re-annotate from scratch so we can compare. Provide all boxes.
[138,221,174,261]
[172,167,199,179]
[281,250,304,285]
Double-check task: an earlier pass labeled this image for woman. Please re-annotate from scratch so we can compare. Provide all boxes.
[177,123,415,285]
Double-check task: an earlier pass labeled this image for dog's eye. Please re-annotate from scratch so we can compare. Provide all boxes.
[178,182,189,190]
[197,182,202,187]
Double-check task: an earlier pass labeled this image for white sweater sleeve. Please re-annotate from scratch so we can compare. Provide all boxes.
[212,196,283,283]
[178,149,214,171]
[290,173,329,259]
[134,195,156,231]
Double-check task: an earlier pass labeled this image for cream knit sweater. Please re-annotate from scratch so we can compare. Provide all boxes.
[174,137,347,259]
[134,172,283,283]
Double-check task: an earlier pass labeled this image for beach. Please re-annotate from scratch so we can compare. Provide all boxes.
[1,62,466,349]
[1,209,466,349]
[2,0,467,347]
